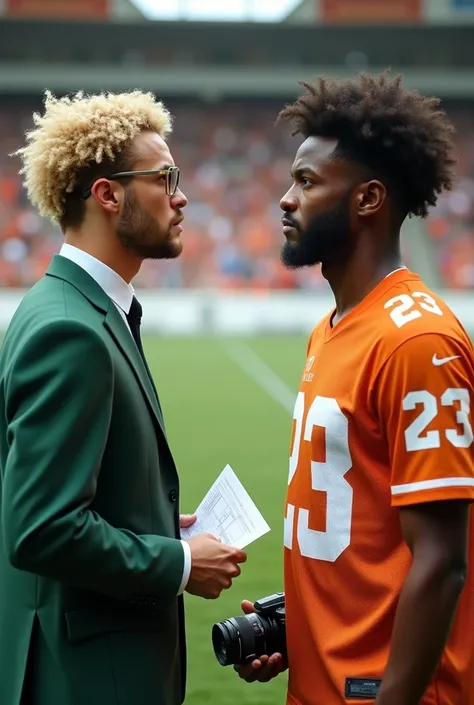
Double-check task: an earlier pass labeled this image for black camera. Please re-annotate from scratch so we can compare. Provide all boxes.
[211,592,286,667]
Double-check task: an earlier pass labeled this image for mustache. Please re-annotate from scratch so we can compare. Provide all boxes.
[171,212,184,225]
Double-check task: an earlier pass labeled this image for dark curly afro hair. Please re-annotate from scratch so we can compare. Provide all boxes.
[277,71,457,218]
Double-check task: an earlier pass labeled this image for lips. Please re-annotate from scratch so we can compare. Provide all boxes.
[281,217,297,229]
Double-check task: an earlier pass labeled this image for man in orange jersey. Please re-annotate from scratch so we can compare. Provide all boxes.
[234,72,474,704]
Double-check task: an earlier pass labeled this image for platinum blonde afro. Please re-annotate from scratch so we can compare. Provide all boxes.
[12,89,173,223]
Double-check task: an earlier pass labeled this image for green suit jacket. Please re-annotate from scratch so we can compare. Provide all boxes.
[0,255,187,705]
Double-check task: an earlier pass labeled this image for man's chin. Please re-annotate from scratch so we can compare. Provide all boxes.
[163,237,183,259]
[139,238,183,260]
[280,242,320,270]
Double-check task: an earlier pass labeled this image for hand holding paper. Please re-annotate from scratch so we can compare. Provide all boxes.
[181,465,270,599]
[181,464,271,549]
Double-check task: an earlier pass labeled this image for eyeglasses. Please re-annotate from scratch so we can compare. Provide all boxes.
[83,166,180,200]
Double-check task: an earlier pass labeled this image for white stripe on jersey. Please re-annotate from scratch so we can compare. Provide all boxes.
[392,477,474,495]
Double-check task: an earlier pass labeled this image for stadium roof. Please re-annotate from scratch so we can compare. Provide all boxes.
[132,0,302,21]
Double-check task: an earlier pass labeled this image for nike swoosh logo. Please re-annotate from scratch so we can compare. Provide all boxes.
[432,354,461,366]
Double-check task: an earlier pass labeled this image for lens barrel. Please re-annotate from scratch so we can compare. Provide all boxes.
[212,612,285,666]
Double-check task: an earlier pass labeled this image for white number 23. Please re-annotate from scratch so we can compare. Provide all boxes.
[403,388,473,451]
[384,292,443,328]
[285,388,473,564]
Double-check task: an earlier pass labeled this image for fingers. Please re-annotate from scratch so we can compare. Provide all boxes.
[230,565,241,579]
[240,599,255,614]
[221,563,242,591]
[234,549,247,563]
[185,537,246,600]
[221,545,246,562]
[179,514,197,528]
[205,573,238,598]
[234,656,263,681]
[207,561,241,596]
[258,653,284,682]
[234,653,283,683]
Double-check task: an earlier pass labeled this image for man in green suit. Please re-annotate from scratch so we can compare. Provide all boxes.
[0,90,246,705]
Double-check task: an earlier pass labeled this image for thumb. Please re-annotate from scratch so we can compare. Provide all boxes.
[179,514,197,528]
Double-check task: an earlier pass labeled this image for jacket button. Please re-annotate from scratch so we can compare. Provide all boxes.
[169,489,177,502]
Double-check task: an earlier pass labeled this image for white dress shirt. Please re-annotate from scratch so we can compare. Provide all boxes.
[58,243,191,595]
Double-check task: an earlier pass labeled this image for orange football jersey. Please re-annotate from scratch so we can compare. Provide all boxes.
[284,268,474,705]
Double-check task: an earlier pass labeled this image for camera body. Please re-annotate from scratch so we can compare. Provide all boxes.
[211,592,286,667]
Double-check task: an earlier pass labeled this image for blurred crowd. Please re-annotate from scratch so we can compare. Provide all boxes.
[0,98,473,290]
[425,106,474,289]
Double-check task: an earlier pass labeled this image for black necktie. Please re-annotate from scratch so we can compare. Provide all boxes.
[126,296,162,413]
[126,296,145,362]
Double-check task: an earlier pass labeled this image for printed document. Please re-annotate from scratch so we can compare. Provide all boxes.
[180,464,270,549]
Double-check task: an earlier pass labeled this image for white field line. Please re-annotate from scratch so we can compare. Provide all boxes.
[222,339,295,413]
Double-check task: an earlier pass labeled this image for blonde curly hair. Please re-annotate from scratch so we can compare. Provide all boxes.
[12,89,173,225]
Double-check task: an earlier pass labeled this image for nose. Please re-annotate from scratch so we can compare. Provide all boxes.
[172,188,187,210]
[280,186,297,213]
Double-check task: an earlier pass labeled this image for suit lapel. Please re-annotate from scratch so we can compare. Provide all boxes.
[45,254,166,437]
[104,302,166,434]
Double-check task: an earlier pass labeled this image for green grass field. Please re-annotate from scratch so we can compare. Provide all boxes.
[144,334,308,705]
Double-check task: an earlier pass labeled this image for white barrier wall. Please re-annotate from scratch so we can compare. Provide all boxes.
[1,289,473,335]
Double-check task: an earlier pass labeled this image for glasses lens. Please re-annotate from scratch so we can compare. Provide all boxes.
[168,167,179,195]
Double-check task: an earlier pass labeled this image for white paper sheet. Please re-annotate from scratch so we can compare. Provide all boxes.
[180,464,270,549]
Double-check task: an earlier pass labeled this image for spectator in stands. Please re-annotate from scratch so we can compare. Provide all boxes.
[1,99,474,290]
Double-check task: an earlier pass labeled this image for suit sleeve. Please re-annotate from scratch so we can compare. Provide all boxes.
[2,319,185,603]
[373,332,474,507]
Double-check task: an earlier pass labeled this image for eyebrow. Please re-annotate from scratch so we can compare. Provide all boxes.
[130,163,173,173]
[291,166,319,179]
[145,163,173,172]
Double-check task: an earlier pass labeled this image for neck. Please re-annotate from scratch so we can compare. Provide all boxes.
[323,242,403,325]
[64,228,141,284]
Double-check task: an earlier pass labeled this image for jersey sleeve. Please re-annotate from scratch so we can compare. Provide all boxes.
[373,332,474,507]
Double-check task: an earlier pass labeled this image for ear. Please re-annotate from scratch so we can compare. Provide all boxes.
[355,180,387,218]
[90,178,122,215]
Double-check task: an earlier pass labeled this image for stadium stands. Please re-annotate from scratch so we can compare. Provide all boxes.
[425,105,474,289]
[0,98,472,290]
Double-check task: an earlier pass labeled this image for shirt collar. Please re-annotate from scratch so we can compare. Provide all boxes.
[384,265,407,280]
[59,243,134,314]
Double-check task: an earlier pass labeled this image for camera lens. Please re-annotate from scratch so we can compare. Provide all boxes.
[212,612,285,667]
[212,616,259,666]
